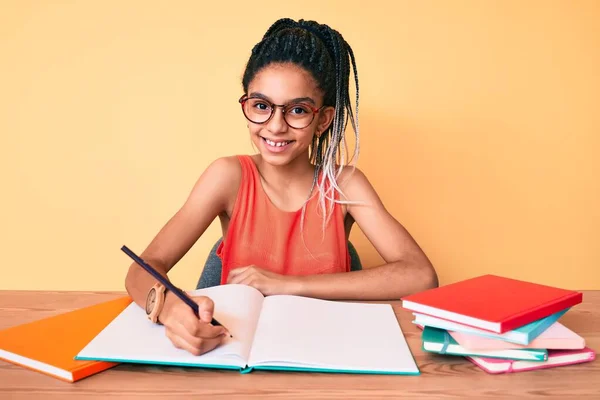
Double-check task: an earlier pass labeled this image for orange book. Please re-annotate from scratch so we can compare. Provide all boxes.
[0,296,131,382]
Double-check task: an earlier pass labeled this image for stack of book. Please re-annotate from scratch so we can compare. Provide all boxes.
[402,274,596,373]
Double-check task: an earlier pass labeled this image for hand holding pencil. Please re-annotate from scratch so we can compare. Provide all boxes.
[159,293,230,356]
[121,245,231,356]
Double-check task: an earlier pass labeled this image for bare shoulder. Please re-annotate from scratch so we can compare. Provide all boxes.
[187,155,242,215]
[336,165,384,211]
[204,156,242,181]
[337,165,369,189]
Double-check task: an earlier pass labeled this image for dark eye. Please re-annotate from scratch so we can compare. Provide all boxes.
[254,102,270,111]
[289,105,310,115]
[247,99,272,114]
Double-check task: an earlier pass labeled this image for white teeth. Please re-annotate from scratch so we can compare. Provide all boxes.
[265,138,290,147]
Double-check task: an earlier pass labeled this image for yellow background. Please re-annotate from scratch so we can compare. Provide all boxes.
[1,1,598,291]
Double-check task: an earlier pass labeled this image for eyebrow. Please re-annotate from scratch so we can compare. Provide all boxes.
[248,92,316,105]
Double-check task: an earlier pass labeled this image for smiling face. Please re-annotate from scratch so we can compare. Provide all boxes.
[244,63,334,167]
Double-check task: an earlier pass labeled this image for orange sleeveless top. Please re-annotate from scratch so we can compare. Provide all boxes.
[216,155,350,284]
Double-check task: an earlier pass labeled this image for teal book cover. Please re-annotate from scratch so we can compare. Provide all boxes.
[414,307,568,345]
[422,326,548,361]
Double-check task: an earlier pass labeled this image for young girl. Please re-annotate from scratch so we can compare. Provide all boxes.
[125,18,438,356]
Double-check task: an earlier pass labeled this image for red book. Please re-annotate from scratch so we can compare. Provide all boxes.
[401,275,582,333]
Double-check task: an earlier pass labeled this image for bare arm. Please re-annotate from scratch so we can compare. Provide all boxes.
[291,167,438,300]
[226,166,438,301]
[288,167,438,300]
[124,157,240,310]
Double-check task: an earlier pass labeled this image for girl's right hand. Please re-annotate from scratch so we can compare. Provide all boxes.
[158,292,228,356]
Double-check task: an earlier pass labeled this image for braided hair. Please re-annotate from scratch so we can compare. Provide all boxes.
[242,18,360,232]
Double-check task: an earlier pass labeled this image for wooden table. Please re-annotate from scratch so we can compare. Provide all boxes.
[0,291,598,399]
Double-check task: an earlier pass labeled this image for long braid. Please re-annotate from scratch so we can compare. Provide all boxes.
[242,18,360,237]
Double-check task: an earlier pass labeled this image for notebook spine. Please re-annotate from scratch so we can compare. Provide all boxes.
[240,366,253,374]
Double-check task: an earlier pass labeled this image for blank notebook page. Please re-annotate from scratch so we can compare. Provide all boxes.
[248,295,419,373]
[77,284,264,368]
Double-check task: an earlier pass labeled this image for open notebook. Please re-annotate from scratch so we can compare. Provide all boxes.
[76,284,419,375]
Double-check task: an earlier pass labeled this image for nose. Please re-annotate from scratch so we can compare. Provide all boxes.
[266,106,288,134]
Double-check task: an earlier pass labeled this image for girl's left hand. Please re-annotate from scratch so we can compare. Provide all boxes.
[227,266,298,296]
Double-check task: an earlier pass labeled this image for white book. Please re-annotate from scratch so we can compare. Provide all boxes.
[76,284,419,375]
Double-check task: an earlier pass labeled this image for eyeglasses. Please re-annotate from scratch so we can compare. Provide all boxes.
[239,95,324,129]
